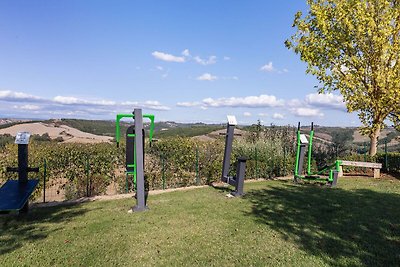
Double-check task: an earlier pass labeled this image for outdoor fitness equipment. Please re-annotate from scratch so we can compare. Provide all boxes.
[221,115,247,196]
[116,109,155,212]
[0,132,39,213]
[294,122,339,186]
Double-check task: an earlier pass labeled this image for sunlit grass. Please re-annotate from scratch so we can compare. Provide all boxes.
[1,177,399,266]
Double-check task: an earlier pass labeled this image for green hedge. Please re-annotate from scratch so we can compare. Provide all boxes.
[0,135,296,201]
[376,152,400,173]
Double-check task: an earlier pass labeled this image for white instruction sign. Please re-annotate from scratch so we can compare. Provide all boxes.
[227,115,237,126]
[15,132,31,144]
[300,134,308,144]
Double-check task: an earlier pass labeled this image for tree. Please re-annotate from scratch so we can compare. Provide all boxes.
[390,111,400,131]
[285,0,400,156]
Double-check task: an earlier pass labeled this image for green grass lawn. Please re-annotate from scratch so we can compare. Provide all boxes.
[1,177,399,266]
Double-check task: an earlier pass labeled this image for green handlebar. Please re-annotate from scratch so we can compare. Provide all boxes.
[115,113,155,146]
[307,123,314,175]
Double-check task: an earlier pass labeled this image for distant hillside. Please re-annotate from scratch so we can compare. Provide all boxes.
[0,122,112,143]
[61,119,225,139]
[60,119,120,137]
[1,118,398,149]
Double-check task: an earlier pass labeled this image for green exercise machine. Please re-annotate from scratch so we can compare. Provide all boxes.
[294,122,339,186]
[116,109,155,212]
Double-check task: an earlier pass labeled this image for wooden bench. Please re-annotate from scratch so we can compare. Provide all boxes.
[338,160,382,178]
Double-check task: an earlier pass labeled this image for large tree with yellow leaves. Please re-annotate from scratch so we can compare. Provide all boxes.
[286,0,400,156]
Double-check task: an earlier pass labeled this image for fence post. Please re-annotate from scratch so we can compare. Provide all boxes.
[43,159,47,203]
[86,155,90,197]
[125,173,129,193]
[255,147,258,179]
[161,154,166,190]
[385,140,388,172]
[363,142,367,161]
[283,148,287,176]
[195,146,200,185]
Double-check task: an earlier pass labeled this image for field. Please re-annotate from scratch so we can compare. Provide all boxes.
[1,177,399,266]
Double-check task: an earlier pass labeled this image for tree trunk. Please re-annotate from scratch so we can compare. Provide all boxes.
[369,125,381,156]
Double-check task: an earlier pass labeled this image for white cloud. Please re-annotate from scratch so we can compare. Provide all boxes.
[305,93,346,110]
[243,112,252,117]
[179,49,217,65]
[291,107,324,117]
[151,51,185,63]
[0,90,171,118]
[197,73,217,81]
[202,94,284,108]
[53,96,116,106]
[156,66,164,71]
[13,104,41,110]
[220,76,239,80]
[193,55,217,65]
[182,49,190,57]
[287,99,303,107]
[272,113,285,120]
[223,56,231,61]
[0,90,44,102]
[176,101,200,107]
[258,113,268,117]
[260,62,275,72]
[121,100,170,111]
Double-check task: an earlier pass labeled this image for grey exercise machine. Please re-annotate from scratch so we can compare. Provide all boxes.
[116,109,155,212]
[221,115,247,196]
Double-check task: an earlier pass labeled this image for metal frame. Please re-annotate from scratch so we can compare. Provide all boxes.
[221,116,246,196]
[116,109,155,212]
[294,122,339,187]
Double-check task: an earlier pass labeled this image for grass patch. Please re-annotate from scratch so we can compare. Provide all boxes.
[1,178,399,266]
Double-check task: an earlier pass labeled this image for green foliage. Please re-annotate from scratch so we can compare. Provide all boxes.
[0,142,123,200]
[0,134,14,149]
[150,137,224,187]
[239,123,296,177]
[234,139,294,179]
[311,127,354,167]
[286,0,400,155]
[376,152,400,174]
[31,133,52,142]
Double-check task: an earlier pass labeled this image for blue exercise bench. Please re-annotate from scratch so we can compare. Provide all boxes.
[0,132,39,214]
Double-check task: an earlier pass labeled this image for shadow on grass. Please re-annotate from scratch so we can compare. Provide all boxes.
[212,185,234,194]
[244,184,400,266]
[0,204,90,255]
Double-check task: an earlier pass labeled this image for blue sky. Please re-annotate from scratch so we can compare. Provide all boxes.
[0,1,359,126]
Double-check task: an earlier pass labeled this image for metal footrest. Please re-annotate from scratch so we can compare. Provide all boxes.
[0,179,39,211]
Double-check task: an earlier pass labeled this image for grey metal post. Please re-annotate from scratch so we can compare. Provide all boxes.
[297,144,307,176]
[18,144,29,184]
[221,124,235,182]
[132,109,148,212]
[231,157,246,196]
[331,170,339,187]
